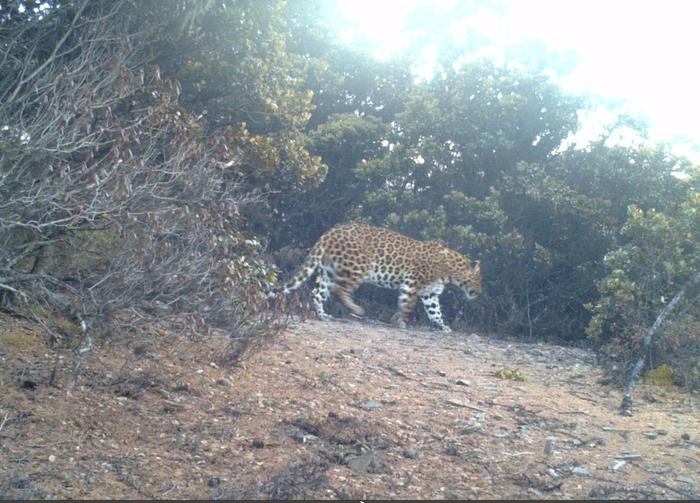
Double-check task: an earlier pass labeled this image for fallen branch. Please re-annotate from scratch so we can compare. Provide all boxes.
[0,281,26,299]
[650,479,698,499]
[621,269,700,413]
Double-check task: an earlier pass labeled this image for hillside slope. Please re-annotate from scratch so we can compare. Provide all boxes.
[1,315,698,499]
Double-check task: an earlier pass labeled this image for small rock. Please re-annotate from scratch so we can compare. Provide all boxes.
[359,400,383,410]
[403,448,421,459]
[656,429,668,436]
[612,460,626,471]
[681,432,691,441]
[196,369,204,374]
[209,362,218,369]
[346,451,387,474]
[444,445,461,457]
[642,431,657,439]
[21,380,37,390]
[251,439,264,448]
[601,426,628,433]
[163,400,185,412]
[466,333,481,343]
[455,379,470,386]
[48,455,56,463]
[544,439,555,455]
[437,370,447,377]
[615,453,641,460]
[474,412,486,422]
[547,468,559,478]
[676,476,694,485]
[572,466,589,477]
[291,420,321,436]
[216,378,231,387]
[291,432,317,444]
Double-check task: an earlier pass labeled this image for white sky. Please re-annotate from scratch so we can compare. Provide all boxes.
[335,0,700,163]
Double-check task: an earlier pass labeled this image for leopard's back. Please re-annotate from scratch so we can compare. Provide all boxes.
[318,224,428,287]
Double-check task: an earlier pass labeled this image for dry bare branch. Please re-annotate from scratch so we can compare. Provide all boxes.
[0,0,283,357]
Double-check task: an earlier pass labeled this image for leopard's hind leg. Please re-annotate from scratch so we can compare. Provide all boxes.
[312,269,333,320]
[333,270,365,317]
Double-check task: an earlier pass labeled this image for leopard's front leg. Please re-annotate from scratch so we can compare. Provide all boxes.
[418,283,451,332]
[392,279,418,328]
[420,293,451,332]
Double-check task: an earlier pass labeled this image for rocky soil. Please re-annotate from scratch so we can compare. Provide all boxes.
[1,314,699,499]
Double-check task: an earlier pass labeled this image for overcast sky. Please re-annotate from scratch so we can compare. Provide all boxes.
[334,0,700,163]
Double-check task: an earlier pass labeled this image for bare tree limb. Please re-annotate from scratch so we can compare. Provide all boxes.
[0,1,284,357]
[621,269,700,412]
[0,412,9,433]
[0,281,26,299]
[4,0,90,104]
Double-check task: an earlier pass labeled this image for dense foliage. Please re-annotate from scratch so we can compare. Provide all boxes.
[0,0,322,353]
[1,0,697,382]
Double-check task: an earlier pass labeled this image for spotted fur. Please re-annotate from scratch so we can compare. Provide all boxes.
[272,223,481,332]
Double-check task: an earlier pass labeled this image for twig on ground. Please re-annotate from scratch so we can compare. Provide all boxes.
[0,412,9,433]
[651,479,698,499]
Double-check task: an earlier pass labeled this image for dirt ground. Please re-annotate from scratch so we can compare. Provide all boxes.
[1,312,699,500]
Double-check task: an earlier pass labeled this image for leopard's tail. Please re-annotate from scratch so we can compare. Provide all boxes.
[266,243,322,299]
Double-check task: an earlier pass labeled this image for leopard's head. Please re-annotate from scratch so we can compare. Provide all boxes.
[450,254,481,300]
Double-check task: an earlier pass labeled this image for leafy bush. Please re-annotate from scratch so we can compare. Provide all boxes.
[0,0,321,356]
[587,184,700,384]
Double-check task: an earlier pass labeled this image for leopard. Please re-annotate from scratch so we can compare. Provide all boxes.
[270,223,482,332]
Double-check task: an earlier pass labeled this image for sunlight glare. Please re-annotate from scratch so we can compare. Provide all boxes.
[336,0,700,161]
